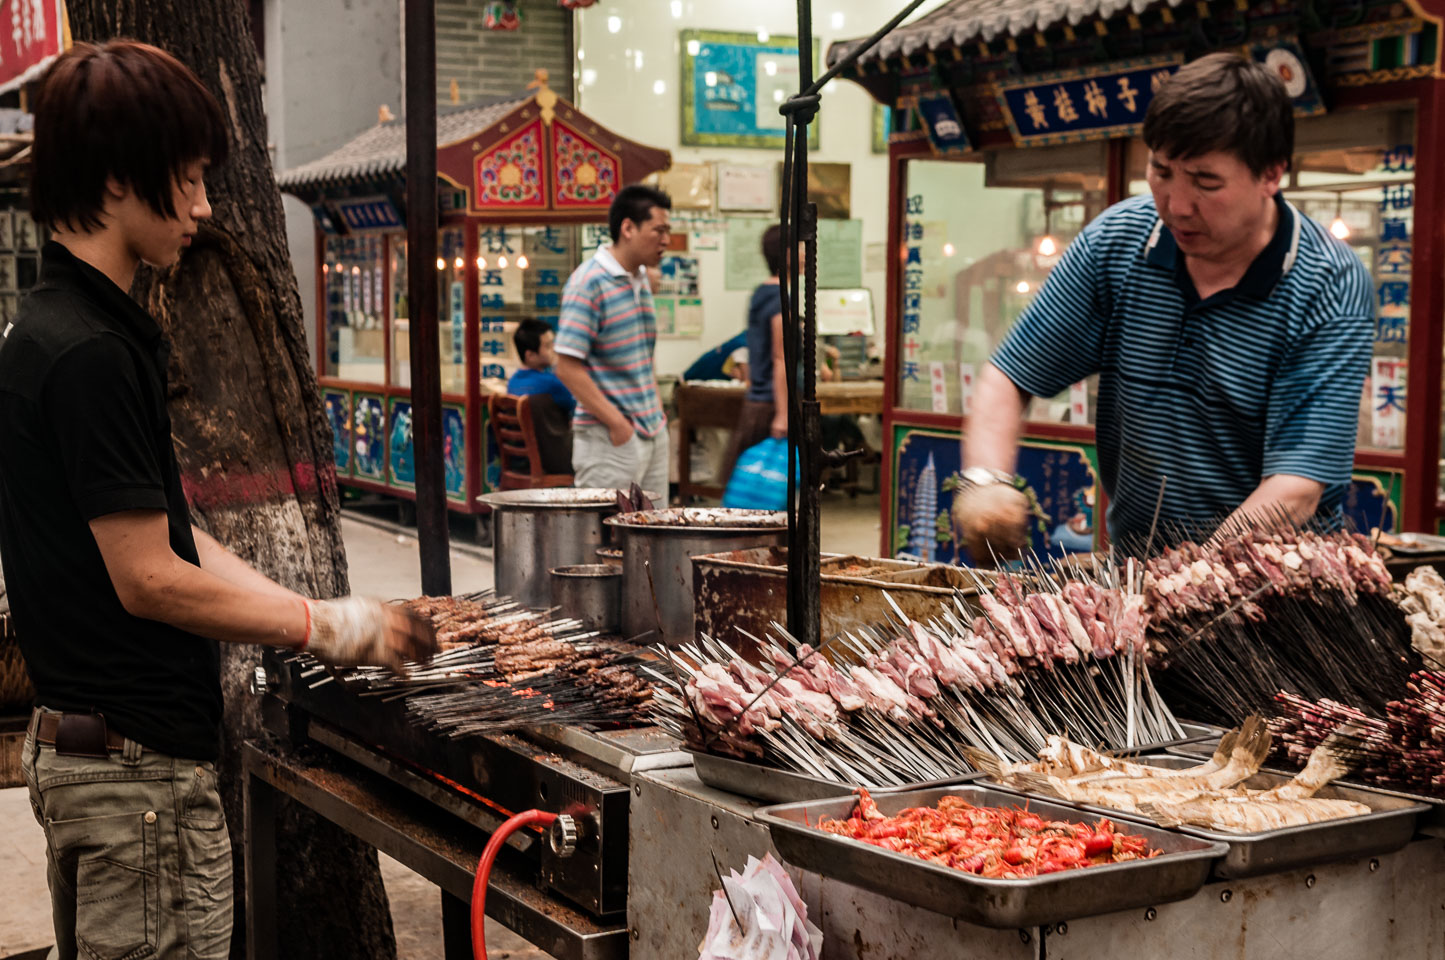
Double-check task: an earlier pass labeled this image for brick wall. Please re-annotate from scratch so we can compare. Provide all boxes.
[436,1,573,104]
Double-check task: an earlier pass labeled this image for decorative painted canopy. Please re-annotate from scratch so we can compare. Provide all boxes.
[279,72,672,224]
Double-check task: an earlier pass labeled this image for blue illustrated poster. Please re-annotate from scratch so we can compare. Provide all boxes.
[323,390,351,476]
[443,405,466,501]
[389,400,415,489]
[892,428,1098,565]
[680,30,820,149]
[353,394,386,481]
[1343,473,1398,535]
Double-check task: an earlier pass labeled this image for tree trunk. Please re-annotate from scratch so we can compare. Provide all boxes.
[61,4,397,958]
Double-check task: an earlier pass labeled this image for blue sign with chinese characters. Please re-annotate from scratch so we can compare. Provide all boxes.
[913,90,970,157]
[333,196,403,232]
[997,43,1323,148]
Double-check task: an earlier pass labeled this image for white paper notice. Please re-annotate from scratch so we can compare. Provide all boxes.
[960,363,976,417]
[1069,381,1089,424]
[1371,357,1406,448]
[929,361,948,413]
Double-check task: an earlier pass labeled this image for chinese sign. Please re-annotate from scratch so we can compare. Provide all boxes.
[1371,357,1406,449]
[901,192,924,385]
[997,43,1323,148]
[996,55,1183,147]
[0,0,64,95]
[910,90,970,158]
[333,196,403,232]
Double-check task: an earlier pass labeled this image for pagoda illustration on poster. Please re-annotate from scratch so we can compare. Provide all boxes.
[907,452,938,562]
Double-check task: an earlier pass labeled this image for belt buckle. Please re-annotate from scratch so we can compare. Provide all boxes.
[53,713,112,758]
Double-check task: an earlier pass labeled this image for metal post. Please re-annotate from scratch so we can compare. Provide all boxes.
[404,0,452,595]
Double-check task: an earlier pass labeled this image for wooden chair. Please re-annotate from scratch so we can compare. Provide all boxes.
[487,393,574,490]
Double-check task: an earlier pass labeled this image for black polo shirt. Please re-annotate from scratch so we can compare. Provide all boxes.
[0,241,221,760]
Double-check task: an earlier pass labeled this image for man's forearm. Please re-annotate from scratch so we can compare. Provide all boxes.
[556,356,627,428]
[964,362,1030,473]
[1223,474,1325,531]
[192,525,304,602]
[127,553,310,648]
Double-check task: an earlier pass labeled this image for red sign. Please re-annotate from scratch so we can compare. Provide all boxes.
[0,0,64,94]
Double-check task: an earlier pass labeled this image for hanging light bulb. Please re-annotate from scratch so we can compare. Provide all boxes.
[453,256,464,271]
[942,242,956,257]
[1329,192,1350,240]
[435,257,445,270]
[476,255,488,270]
[497,254,509,269]
[1036,234,1058,256]
[516,254,530,269]
[1016,280,1031,294]
[322,263,330,274]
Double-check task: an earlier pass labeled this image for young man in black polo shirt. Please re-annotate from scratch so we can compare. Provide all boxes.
[0,42,436,959]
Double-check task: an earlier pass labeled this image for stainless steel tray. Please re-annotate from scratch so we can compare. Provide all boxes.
[754,784,1227,928]
[990,754,1430,879]
[689,749,978,803]
[1165,738,1445,828]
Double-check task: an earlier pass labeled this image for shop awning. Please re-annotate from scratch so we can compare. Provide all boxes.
[827,0,1187,67]
[278,71,672,223]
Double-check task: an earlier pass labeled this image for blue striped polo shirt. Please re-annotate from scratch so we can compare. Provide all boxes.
[991,193,1373,551]
[556,246,666,438]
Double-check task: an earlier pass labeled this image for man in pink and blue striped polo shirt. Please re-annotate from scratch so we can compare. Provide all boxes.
[556,185,673,497]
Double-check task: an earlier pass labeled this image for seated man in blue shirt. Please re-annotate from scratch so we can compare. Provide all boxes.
[951,53,1372,562]
[508,318,576,416]
[507,318,574,475]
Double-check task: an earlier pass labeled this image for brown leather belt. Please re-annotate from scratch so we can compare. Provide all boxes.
[34,711,127,755]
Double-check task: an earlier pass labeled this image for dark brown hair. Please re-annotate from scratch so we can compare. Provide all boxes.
[607,184,671,243]
[761,224,783,276]
[31,40,229,231]
[1142,52,1293,177]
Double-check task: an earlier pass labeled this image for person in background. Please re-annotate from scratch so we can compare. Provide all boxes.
[716,224,791,489]
[1,42,436,960]
[555,185,673,496]
[508,318,575,416]
[683,330,749,382]
[507,318,574,476]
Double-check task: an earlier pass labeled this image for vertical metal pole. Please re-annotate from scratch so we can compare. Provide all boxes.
[405,0,452,596]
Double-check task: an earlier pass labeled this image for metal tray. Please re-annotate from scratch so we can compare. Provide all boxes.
[990,754,1430,879]
[1165,738,1445,828]
[754,784,1227,928]
[689,749,978,803]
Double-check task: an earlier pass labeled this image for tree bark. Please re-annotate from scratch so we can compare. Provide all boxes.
[61,4,397,958]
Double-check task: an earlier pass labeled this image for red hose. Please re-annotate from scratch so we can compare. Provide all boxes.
[471,809,557,960]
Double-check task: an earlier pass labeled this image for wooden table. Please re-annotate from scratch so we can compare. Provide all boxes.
[673,380,884,500]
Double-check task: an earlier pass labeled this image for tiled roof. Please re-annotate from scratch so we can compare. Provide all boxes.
[277,93,529,191]
[828,0,1186,66]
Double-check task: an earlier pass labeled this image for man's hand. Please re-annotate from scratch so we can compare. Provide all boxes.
[952,483,1031,566]
[608,418,635,447]
[305,597,438,675]
[770,408,787,439]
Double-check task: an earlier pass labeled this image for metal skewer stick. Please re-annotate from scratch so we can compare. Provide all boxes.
[1143,474,1168,559]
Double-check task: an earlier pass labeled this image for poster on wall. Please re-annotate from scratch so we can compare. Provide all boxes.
[647,162,715,211]
[353,394,387,482]
[718,163,776,212]
[871,104,891,154]
[724,217,774,290]
[323,390,352,476]
[892,428,1098,564]
[816,219,863,288]
[655,296,704,337]
[680,30,820,149]
[389,399,415,490]
[775,161,851,219]
[443,405,467,501]
[1344,472,1398,535]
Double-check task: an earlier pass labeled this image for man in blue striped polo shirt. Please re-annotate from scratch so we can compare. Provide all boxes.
[556,185,673,496]
[953,53,1373,560]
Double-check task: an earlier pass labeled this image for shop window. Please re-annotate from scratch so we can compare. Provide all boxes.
[391,229,467,394]
[899,152,1107,423]
[322,234,385,383]
[476,224,586,383]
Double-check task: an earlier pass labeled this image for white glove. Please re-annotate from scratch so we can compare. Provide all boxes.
[302,596,437,674]
[952,483,1031,566]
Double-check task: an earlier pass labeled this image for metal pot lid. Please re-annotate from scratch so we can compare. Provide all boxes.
[475,487,661,510]
[605,507,788,532]
[549,564,622,578]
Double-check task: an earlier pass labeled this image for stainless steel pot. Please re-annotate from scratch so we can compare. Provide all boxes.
[604,509,787,646]
[549,564,622,633]
[476,488,656,609]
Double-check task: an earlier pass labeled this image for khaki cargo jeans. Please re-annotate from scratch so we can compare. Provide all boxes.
[22,710,233,960]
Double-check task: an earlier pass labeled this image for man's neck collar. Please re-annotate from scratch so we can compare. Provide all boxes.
[606,243,641,276]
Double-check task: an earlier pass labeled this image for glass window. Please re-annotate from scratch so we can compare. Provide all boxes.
[322,235,386,383]
[477,224,587,382]
[391,228,467,394]
[899,149,1107,422]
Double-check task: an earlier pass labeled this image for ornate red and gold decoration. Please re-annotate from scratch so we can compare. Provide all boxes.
[552,119,620,208]
[474,118,546,209]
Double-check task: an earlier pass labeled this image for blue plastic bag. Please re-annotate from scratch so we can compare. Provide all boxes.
[723,436,794,510]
